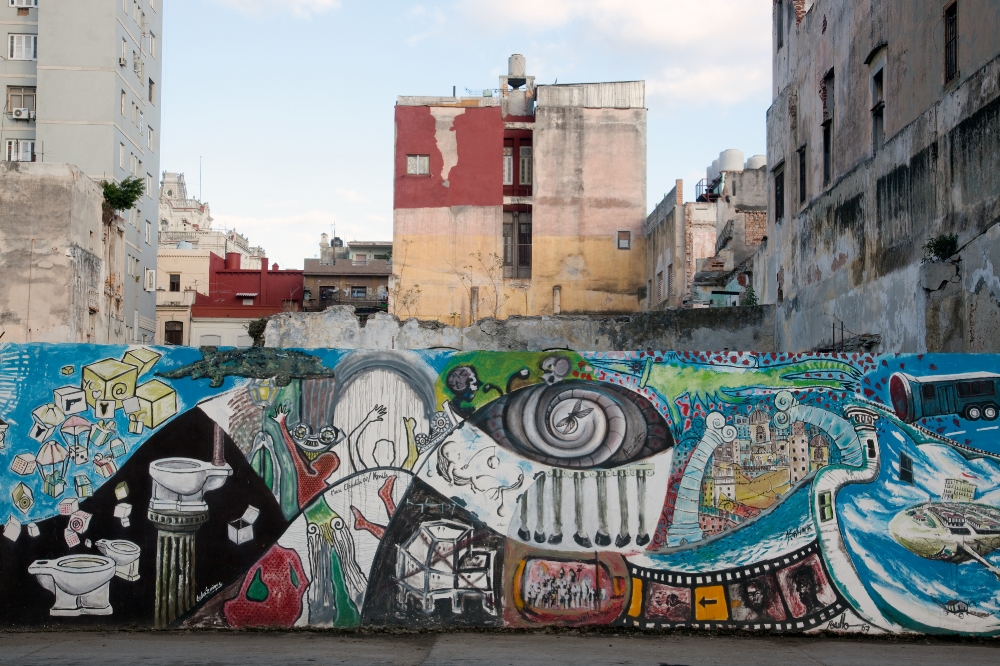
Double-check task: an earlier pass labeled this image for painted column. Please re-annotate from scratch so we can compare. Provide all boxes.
[148,509,208,629]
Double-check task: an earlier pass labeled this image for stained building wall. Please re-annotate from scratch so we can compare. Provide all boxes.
[763,0,1000,352]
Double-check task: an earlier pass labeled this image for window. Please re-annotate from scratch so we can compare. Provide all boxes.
[147,126,154,150]
[519,146,532,185]
[900,452,914,484]
[656,271,663,302]
[169,274,180,292]
[121,91,126,116]
[5,139,34,162]
[406,154,430,175]
[957,380,996,398]
[137,160,142,179]
[164,322,183,345]
[776,0,784,50]
[617,231,631,250]
[9,34,37,61]
[351,286,367,299]
[647,279,653,308]
[145,173,152,197]
[818,491,833,522]
[503,146,514,185]
[516,217,532,278]
[872,69,885,154]
[149,79,155,104]
[145,220,151,244]
[921,383,937,401]
[149,33,156,58]
[502,212,532,279]
[945,3,958,83]
[774,167,785,222]
[667,264,675,297]
[797,147,806,204]
[139,111,144,133]
[130,153,136,174]
[822,70,835,185]
[121,38,127,64]
[119,143,125,169]
[7,86,36,113]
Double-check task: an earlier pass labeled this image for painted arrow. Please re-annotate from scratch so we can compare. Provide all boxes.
[698,597,718,608]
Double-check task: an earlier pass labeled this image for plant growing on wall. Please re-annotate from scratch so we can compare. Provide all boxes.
[457,251,510,320]
[922,233,959,263]
[100,177,145,225]
[391,240,422,318]
[741,285,759,307]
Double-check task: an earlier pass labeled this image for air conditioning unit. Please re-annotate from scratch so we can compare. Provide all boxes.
[119,57,128,66]
[11,108,30,120]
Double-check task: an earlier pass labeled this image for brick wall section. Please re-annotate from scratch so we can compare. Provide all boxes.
[745,211,768,246]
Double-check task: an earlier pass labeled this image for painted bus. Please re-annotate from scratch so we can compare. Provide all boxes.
[889,372,1000,423]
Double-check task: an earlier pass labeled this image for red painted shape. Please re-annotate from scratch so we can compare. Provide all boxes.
[273,410,340,508]
[377,475,397,516]
[394,105,503,209]
[351,505,386,540]
[224,545,308,629]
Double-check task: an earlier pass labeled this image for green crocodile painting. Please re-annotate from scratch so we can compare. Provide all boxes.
[156,347,335,388]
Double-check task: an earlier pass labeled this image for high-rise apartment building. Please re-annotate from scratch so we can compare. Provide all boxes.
[2,0,162,342]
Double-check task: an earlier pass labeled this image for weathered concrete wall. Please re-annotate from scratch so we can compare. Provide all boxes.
[263,304,775,352]
[2,343,1000,635]
[764,0,1000,352]
[0,162,119,343]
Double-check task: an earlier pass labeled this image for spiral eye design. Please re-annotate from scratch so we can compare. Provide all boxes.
[470,380,672,469]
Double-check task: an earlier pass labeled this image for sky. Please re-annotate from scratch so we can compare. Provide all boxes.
[160,0,772,269]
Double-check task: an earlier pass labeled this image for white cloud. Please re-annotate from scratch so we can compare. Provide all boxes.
[453,0,772,106]
[213,0,340,18]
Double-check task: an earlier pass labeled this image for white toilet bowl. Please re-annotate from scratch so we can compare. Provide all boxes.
[96,539,141,581]
[148,457,232,512]
[28,555,116,616]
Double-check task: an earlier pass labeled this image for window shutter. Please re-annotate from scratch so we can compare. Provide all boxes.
[19,140,33,162]
[503,147,513,185]
[406,155,417,175]
[419,155,429,175]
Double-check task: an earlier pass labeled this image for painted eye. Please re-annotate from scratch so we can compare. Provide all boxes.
[291,424,310,441]
[470,380,672,469]
[318,427,338,444]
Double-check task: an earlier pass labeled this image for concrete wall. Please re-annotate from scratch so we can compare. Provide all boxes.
[0,162,123,344]
[1,343,999,635]
[763,0,1000,353]
[263,305,775,352]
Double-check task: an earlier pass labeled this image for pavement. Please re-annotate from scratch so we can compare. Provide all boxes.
[0,631,998,665]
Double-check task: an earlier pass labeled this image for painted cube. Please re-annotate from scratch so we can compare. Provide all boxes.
[128,417,144,435]
[12,482,34,513]
[122,397,141,415]
[81,359,138,409]
[0,419,8,449]
[28,423,55,443]
[115,482,129,500]
[110,439,127,459]
[94,399,116,420]
[68,510,92,534]
[122,347,162,376]
[64,527,80,548]
[43,476,66,498]
[69,444,89,465]
[114,502,132,518]
[26,522,39,538]
[54,387,87,416]
[120,516,130,528]
[74,474,94,498]
[3,517,20,542]
[11,453,37,476]
[135,380,177,429]
[58,498,79,515]
[89,420,116,448]
[32,403,65,429]
[228,519,254,545]
[94,454,117,479]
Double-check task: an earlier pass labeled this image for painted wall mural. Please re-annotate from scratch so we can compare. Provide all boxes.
[0,344,999,635]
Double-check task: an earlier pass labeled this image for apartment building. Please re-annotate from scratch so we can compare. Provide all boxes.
[1,0,162,342]
[391,55,647,324]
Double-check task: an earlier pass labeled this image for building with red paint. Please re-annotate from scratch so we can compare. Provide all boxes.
[159,251,303,347]
[392,55,647,324]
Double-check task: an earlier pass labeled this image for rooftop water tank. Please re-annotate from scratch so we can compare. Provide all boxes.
[707,159,720,183]
[745,154,767,170]
[509,54,526,78]
[718,149,745,173]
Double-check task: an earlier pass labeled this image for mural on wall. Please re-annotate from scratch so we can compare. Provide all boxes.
[0,344,1000,635]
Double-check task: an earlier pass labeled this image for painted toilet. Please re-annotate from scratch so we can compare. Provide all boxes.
[28,555,116,616]
[96,539,141,581]
[148,458,232,512]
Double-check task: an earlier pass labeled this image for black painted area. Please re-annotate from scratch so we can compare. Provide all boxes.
[0,408,288,628]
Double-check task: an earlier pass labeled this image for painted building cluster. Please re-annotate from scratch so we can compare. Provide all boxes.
[391,55,647,324]
[0,0,162,344]
[0,343,998,635]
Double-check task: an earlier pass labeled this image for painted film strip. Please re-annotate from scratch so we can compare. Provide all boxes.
[620,541,847,632]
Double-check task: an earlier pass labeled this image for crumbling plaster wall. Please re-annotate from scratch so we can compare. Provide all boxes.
[263,304,775,352]
[765,0,1000,352]
[0,162,106,343]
